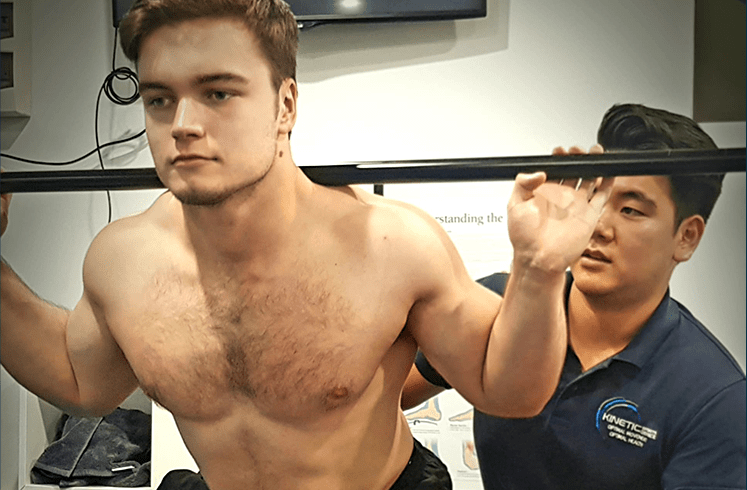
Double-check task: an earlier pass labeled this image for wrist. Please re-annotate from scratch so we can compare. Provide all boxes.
[511,249,572,277]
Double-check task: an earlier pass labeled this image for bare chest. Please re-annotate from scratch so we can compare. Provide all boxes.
[115,270,397,421]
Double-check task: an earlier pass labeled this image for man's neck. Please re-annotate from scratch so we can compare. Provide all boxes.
[567,285,667,371]
[178,157,314,270]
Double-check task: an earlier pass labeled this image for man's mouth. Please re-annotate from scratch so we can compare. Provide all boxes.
[172,154,215,165]
[582,249,611,263]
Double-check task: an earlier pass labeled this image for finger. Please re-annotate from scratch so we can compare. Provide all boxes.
[558,177,582,190]
[565,176,613,226]
[1,193,10,236]
[566,145,587,155]
[0,191,11,209]
[0,168,10,220]
[575,178,597,196]
[534,183,574,211]
[509,172,547,207]
[515,172,547,192]
[547,176,594,191]
[587,176,615,214]
[589,144,604,154]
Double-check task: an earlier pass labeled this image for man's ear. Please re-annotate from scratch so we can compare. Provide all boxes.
[673,215,705,263]
[277,78,297,135]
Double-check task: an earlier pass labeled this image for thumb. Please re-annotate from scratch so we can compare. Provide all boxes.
[515,171,547,194]
[509,172,547,208]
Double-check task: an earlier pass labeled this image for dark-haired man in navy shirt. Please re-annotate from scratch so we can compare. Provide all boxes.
[402,104,746,489]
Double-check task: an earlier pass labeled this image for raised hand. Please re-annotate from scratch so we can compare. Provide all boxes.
[507,146,612,273]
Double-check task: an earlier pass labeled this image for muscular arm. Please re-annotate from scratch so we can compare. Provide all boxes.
[1,229,139,417]
[405,234,566,418]
[404,173,611,418]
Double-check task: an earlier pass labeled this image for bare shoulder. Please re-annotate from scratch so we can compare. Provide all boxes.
[351,186,444,232]
[350,187,502,348]
[351,185,444,234]
[82,192,177,299]
[348,186,465,287]
[87,191,173,254]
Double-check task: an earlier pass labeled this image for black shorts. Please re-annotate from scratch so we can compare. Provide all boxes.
[156,469,208,490]
[389,438,452,490]
[156,438,452,490]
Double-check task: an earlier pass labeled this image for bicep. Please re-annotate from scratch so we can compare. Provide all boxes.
[382,200,503,405]
[403,222,502,407]
[63,289,138,416]
[65,227,140,416]
[410,279,501,406]
[64,289,139,416]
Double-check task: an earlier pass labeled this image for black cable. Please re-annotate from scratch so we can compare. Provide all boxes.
[104,30,140,105]
[95,85,113,224]
[0,27,144,225]
[0,130,145,166]
[95,28,141,224]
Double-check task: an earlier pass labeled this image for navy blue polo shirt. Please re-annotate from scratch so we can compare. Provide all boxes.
[416,272,746,490]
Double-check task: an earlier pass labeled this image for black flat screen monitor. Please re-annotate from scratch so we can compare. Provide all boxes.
[113,1,487,29]
[288,0,487,29]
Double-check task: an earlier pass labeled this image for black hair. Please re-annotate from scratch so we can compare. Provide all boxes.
[597,103,724,226]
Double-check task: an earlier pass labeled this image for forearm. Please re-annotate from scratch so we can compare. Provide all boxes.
[1,260,83,411]
[481,262,567,417]
[400,363,446,410]
[476,171,611,416]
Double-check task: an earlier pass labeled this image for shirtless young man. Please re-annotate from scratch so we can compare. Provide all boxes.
[0,1,611,489]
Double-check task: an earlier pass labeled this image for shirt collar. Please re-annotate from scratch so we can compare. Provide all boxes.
[565,274,680,370]
[612,290,679,368]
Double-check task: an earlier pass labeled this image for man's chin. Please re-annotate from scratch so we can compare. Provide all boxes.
[167,165,270,208]
[172,189,232,207]
[571,268,616,295]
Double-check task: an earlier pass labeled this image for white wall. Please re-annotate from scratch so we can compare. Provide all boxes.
[1,0,744,489]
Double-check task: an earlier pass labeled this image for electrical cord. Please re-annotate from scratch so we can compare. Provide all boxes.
[95,28,142,223]
[0,130,145,166]
[0,28,144,224]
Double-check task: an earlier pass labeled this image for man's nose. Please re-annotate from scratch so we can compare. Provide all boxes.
[171,98,205,140]
[592,207,614,242]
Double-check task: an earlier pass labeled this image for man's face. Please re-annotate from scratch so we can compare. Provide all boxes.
[137,17,287,206]
[571,175,682,304]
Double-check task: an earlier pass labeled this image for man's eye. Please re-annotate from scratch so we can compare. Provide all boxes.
[146,97,167,108]
[621,207,643,216]
[209,91,231,101]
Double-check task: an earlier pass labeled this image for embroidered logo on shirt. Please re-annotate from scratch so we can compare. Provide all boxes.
[596,397,658,448]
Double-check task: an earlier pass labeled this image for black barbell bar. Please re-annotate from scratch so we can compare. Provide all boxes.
[1,148,744,194]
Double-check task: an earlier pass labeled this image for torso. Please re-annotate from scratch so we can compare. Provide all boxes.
[472,273,746,489]
[96,188,423,489]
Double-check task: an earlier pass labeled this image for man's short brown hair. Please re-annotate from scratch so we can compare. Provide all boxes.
[119,0,298,90]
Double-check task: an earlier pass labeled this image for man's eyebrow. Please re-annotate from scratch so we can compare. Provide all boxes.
[618,190,658,208]
[138,73,249,93]
[194,73,249,85]
[138,81,170,93]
